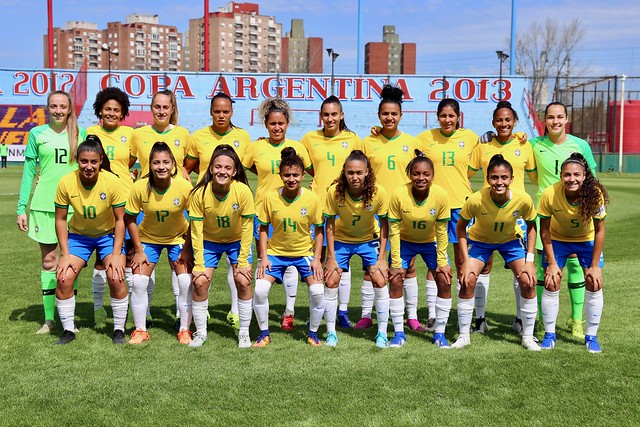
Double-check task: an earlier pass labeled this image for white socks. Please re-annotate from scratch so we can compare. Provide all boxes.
[585,290,603,336]
[457,297,474,335]
[541,289,559,333]
[110,295,128,331]
[56,296,76,332]
[124,267,133,294]
[513,274,522,319]
[92,268,107,311]
[283,266,298,316]
[360,280,374,319]
[192,299,208,336]
[308,283,325,333]
[226,257,238,314]
[389,297,405,333]
[373,286,390,335]
[324,287,338,333]
[426,279,437,320]
[131,274,150,330]
[403,276,418,320]
[147,269,156,317]
[171,270,179,318]
[435,297,452,334]
[520,296,537,338]
[238,298,253,333]
[338,270,351,311]
[474,273,490,319]
[253,279,272,331]
[177,273,193,331]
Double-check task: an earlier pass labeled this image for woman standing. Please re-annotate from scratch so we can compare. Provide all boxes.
[454,155,539,351]
[125,142,193,345]
[16,90,85,334]
[323,150,389,348]
[253,148,325,347]
[189,145,255,348]
[538,153,608,352]
[388,151,453,348]
[53,136,128,344]
[242,98,312,331]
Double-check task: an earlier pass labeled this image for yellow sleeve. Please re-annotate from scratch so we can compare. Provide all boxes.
[537,190,552,218]
[299,145,312,170]
[242,143,255,169]
[187,137,199,159]
[191,217,205,272]
[389,219,402,268]
[469,144,481,172]
[324,187,337,217]
[110,175,127,207]
[237,216,254,268]
[435,221,449,267]
[312,196,323,226]
[377,187,389,218]
[388,192,401,220]
[257,193,270,224]
[124,185,142,216]
[524,142,536,171]
[54,177,69,208]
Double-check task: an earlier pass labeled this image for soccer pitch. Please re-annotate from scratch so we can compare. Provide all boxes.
[1,166,639,426]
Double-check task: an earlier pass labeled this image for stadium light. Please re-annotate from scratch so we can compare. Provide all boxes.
[102,43,119,87]
[326,48,339,96]
[496,50,509,102]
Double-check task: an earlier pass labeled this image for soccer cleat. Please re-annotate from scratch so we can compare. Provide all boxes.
[472,317,489,334]
[375,332,388,348]
[227,311,240,331]
[307,331,322,347]
[252,331,271,348]
[406,319,427,333]
[36,320,55,335]
[451,334,471,349]
[238,330,251,349]
[567,318,585,339]
[325,331,338,347]
[389,332,407,348]
[425,318,436,332]
[281,314,294,331]
[55,330,76,345]
[522,336,541,351]
[511,317,523,336]
[94,306,108,329]
[129,329,149,345]
[353,317,373,329]
[540,332,556,350]
[585,335,602,353]
[337,310,352,328]
[189,332,207,348]
[112,329,126,345]
[432,332,451,348]
[177,329,193,345]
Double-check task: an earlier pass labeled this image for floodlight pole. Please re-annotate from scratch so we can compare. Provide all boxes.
[496,50,509,101]
[327,48,339,96]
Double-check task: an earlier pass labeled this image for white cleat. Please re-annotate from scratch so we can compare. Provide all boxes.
[238,330,251,349]
[522,335,541,351]
[451,334,471,349]
[36,320,55,334]
[188,332,207,348]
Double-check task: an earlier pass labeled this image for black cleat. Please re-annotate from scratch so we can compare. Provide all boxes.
[112,329,126,344]
[55,330,76,345]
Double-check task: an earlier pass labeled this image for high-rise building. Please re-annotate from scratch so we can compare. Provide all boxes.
[281,19,323,73]
[364,25,416,75]
[44,21,106,69]
[187,2,282,73]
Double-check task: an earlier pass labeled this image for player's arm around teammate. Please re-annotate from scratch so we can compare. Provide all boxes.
[454,154,539,351]
[124,142,193,345]
[538,153,608,353]
[53,136,128,345]
[253,148,325,348]
[388,151,454,348]
[323,150,390,348]
[189,144,256,348]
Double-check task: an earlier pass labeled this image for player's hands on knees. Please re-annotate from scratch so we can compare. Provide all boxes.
[585,266,603,291]
[106,254,125,282]
[16,214,28,232]
[459,262,475,288]
[310,259,324,282]
[435,264,453,285]
[131,251,149,271]
[192,270,210,285]
[56,255,75,283]
[374,259,388,280]
[257,258,270,279]
[387,267,405,282]
[235,266,253,283]
[518,262,537,289]
[324,258,340,282]
[544,264,562,291]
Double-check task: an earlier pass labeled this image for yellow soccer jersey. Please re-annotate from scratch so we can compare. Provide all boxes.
[189,180,255,270]
[419,128,479,209]
[469,137,536,193]
[86,125,134,192]
[54,170,126,238]
[125,177,192,245]
[323,183,387,244]
[301,130,363,200]
[242,138,312,204]
[130,125,191,174]
[537,181,606,242]
[362,132,419,194]
[461,187,536,244]
[187,126,251,181]
[257,188,323,257]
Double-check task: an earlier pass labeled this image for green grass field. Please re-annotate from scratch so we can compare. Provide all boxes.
[1,166,639,426]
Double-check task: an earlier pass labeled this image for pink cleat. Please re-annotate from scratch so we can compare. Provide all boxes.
[406,319,427,333]
[353,317,373,329]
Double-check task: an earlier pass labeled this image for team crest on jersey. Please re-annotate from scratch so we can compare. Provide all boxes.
[173,198,180,206]
[174,139,180,147]
[100,193,107,201]
[459,141,465,148]
[232,203,239,211]
[366,204,373,212]
[234,140,240,148]
[402,145,409,152]
[342,141,348,149]
[300,208,307,216]
[515,150,521,157]
[430,208,437,216]
[121,136,127,143]
[35,225,39,233]
[512,210,519,218]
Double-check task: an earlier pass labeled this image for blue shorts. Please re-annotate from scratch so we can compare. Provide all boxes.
[68,232,124,263]
[265,255,315,283]
[203,240,253,268]
[335,240,380,271]
[399,241,438,270]
[254,217,274,241]
[467,238,526,265]
[449,208,462,244]
[143,242,184,264]
[542,240,604,269]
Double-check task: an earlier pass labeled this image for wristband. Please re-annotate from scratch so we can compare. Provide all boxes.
[526,252,535,263]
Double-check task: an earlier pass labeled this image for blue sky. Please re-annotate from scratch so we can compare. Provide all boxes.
[0,0,638,76]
